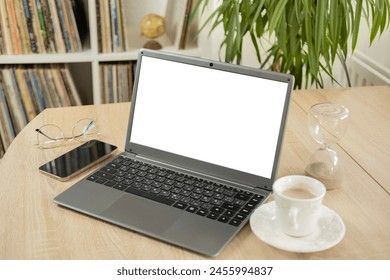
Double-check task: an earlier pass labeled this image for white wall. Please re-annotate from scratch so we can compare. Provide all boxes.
[356,22,390,69]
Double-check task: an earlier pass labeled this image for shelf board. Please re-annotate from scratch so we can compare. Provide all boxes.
[0,48,200,65]
[97,51,140,61]
[0,51,95,64]
[96,47,200,62]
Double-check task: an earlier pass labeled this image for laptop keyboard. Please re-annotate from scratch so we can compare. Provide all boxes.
[86,155,265,227]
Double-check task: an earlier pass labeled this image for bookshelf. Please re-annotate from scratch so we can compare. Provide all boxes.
[0,0,199,156]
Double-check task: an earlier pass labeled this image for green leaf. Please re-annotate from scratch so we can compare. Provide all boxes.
[315,0,327,56]
[250,0,266,32]
[329,0,340,62]
[369,1,382,44]
[249,31,262,64]
[303,0,317,77]
[352,0,363,51]
[268,1,288,32]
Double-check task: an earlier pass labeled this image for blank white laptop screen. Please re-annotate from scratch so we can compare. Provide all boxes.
[130,56,289,179]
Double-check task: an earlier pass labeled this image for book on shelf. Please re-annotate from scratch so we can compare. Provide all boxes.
[0,64,82,156]
[0,71,16,151]
[99,61,134,104]
[165,0,193,50]
[178,0,194,50]
[97,0,127,53]
[0,0,12,54]
[0,0,86,54]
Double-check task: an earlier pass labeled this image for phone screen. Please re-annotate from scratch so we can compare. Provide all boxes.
[39,140,117,181]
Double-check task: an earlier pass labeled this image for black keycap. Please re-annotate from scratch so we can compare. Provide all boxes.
[186,206,198,213]
[234,193,251,201]
[139,166,149,172]
[87,175,98,181]
[114,184,128,191]
[180,197,191,203]
[211,199,222,206]
[250,195,264,205]
[108,162,120,169]
[180,190,191,196]
[245,202,256,209]
[183,185,193,191]
[218,216,230,223]
[229,219,242,226]
[140,185,151,191]
[239,208,251,215]
[173,202,187,210]
[233,199,245,206]
[124,187,175,206]
[150,187,161,194]
[210,206,224,214]
[123,173,135,179]
[100,167,117,174]
[221,203,240,211]
[223,196,234,203]
[119,166,130,172]
[189,200,201,207]
[196,209,208,216]
[200,196,211,203]
[170,193,181,200]
[112,157,123,164]
[200,203,212,210]
[207,212,219,220]
[204,190,214,197]
[159,190,171,197]
[96,178,107,184]
[115,171,125,177]
[131,182,142,189]
[113,176,124,182]
[224,210,235,217]
[235,213,247,221]
[104,181,116,187]
[97,172,115,180]
[224,190,236,197]
[193,187,203,194]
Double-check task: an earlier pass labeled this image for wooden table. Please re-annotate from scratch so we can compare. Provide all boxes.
[1,86,389,259]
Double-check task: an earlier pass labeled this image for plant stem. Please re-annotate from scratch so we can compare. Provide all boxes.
[338,52,352,87]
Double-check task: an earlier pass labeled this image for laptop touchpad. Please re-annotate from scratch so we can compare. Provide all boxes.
[101,194,181,234]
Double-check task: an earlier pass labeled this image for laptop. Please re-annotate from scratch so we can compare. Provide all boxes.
[54,49,294,256]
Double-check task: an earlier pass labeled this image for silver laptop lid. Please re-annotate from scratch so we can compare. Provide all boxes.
[125,49,293,191]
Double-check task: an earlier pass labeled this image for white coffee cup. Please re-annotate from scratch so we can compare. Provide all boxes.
[273,175,326,237]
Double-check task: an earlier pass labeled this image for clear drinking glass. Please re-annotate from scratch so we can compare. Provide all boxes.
[305,103,350,189]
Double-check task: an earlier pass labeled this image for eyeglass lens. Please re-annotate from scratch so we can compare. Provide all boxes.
[36,124,65,148]
[72,118,99,142]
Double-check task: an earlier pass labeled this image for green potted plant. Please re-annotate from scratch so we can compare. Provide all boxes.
[193,0,390,88]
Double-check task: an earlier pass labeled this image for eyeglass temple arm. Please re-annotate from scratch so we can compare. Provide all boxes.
[35,128,72,141]
[35,128,58,141]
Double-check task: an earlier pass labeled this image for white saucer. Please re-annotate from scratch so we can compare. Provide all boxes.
[250,201,346,253]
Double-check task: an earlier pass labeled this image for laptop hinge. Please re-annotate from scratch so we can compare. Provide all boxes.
[124,149,137,157]
[255,185,272,192]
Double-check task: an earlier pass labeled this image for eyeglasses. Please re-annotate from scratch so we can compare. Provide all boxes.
[35,118,100,149]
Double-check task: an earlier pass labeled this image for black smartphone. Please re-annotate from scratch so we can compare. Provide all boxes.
[39,140,117,181]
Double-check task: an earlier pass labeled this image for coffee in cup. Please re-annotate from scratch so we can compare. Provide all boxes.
[282,184,317,199]
[273,175,326,237]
